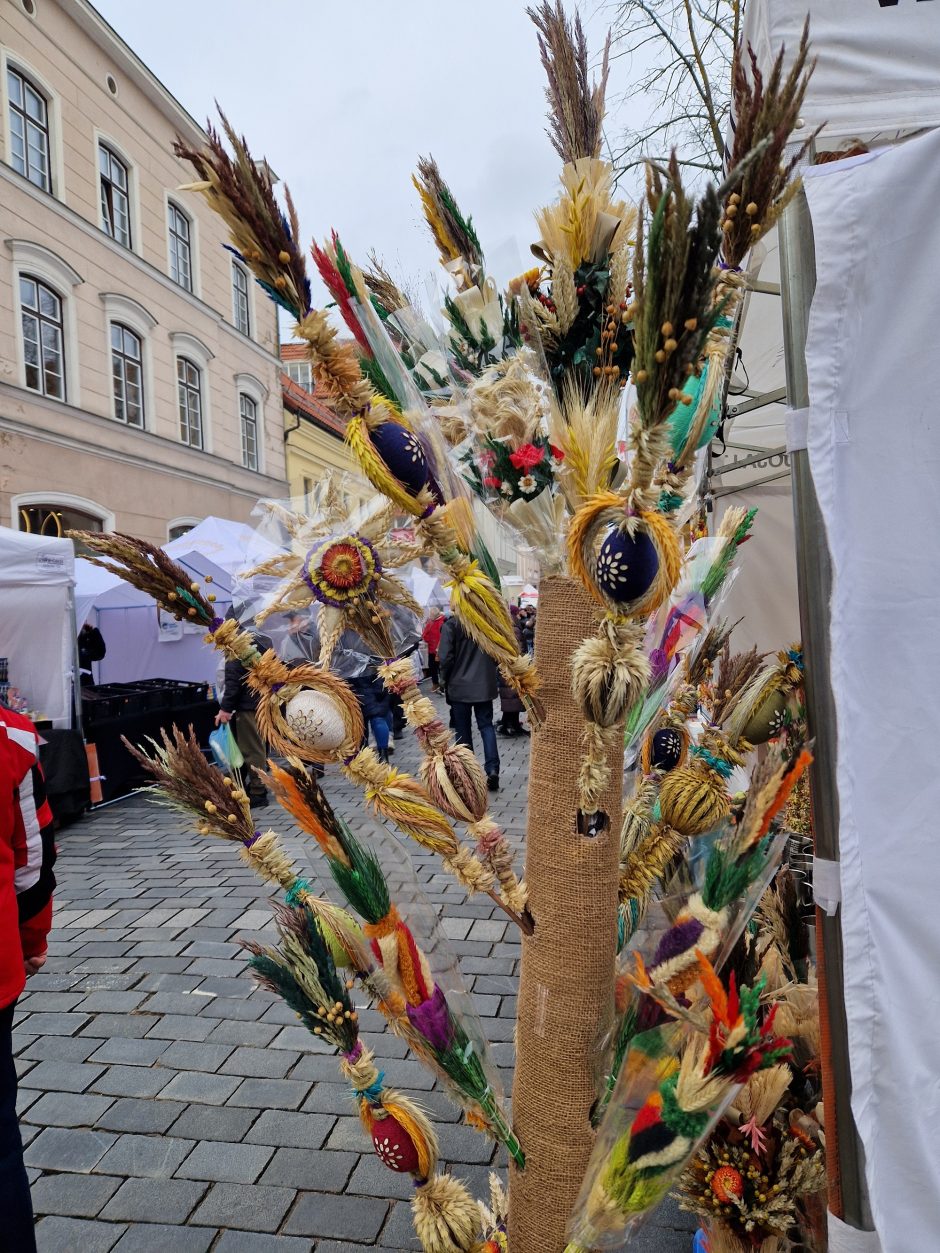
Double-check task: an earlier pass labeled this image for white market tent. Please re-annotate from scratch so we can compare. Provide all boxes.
[736,5,940,1251]
[0,527,76,728]
[74,550,233,686]
[72,515,287,686]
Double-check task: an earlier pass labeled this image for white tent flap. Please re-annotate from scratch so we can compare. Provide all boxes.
[742,1,940,140]
[805,129,940,1251]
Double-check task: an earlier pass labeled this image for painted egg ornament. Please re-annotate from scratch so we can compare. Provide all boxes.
[711,1165,744,1203]
[370,422,442,503]
[650,727,684,773]
[595,524,660,604]
[283,689,349,753]
[741,688,790,745]
[370,1113,422,1174]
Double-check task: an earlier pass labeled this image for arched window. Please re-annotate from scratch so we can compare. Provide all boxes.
[240,393,259,471]
[110,323,144,427]
[177,357,203,449]
[20,274,64,399]
[168,520,199,542]
[99,143,131,248]
[14,494,113,555]
[167,200,193,291]
[7,65,50,191]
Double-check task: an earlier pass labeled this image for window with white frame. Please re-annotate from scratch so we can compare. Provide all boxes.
[177,357,203,448]
[240,393,259,471]
[20,274,65,399]
[110,323,144,427]
[8,66,50,191]
[285,360,312,390]
[99,144,131,248]
[232,261,251,336]
[168,201,192,291]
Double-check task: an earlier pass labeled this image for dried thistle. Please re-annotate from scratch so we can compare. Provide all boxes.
[70,532,218,628]
[124,725,255,844]
[723,21,817,268]
[174,111,311,319]
[528,1,610,163]
[412,155,484,289]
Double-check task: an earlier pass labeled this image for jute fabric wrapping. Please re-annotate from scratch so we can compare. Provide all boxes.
[508,576,623,1253]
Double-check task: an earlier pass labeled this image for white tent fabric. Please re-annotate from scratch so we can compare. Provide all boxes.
[164,515,277,578]
[74,552,232,686]
[804,129,940,1252]
[741,0,940,140]
[0,527,75,727]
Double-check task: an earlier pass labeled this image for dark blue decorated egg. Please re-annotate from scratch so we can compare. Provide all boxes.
[370,422,442,503]
[650,727,684,772]
[595,525,660,604]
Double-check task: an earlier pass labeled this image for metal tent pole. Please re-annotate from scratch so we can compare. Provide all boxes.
[777,184,872,1230]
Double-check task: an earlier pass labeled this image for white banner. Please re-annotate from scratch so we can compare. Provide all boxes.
[804,128,940,1251]
[742,1,940,139]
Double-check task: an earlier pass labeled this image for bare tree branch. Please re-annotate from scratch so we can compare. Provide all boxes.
[605,0,739,182]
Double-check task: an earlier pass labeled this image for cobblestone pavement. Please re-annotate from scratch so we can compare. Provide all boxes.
[15,692,695,1252]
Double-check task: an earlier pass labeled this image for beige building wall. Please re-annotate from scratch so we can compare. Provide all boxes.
[0,0,286,544]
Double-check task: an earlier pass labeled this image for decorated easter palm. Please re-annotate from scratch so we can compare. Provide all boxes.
[70,6,824,1251]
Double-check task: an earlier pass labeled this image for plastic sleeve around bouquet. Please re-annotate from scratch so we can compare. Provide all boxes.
[597,824,790,1127]
[286,774,520,1163]
[567,1021,747,1251]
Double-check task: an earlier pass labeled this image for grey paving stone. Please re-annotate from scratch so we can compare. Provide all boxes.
[137,991,207,1015]
[17,991,85,1013]
[198,996,266,1021]
[257,1146,356,1192]
[34,1215,126,1253]
[156,1040,233,1072]
[133,972,205,993]
[95,1097,187,1134]
[24,1092,114,1128]
[176,1139,274,1183]
[16,1012,89,1037]
[100,1177,208,1224]
[300,1082,358,1117]
[95,1133,195,1179]
[283,1190,389,1242]
[158,1071,241,1104]
[166,1102,260,1143]
[189,1181,295,1233]
[25,1126,117,1173]
[91,1064,173,1098]
[31,1171,123,1217]
[20,1060,105,1094]
[79,1013,156,1040]
[193,975,253,999]
[220,1044,300,1078]
[206,1018,279,1047]
[144,1013,217,1041]
[227,1077,310,1109]
[110,1224,216,1252]
[245,1109,334,1150]
[323,1115,370,1154]
[87,1037,170,1067]
[212,1231,310,1253]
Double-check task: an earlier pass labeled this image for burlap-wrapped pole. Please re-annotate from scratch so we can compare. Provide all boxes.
[508,575,623,1253]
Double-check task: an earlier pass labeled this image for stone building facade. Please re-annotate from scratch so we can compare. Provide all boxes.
[0,0,287,545]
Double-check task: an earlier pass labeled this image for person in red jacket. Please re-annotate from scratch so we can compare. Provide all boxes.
[1,708,56,1253]
[421,607,445,693]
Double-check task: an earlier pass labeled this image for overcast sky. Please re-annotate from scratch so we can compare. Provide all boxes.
[94,1,644,316]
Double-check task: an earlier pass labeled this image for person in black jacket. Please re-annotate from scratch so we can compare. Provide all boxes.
[437,616,500,790]
[77,621,106,685]
[215,610,270,807]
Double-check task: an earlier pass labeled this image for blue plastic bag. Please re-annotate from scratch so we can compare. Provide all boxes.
[208,722,243,772]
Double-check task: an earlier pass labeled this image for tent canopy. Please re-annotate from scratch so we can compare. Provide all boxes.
[164,515,277,577]
[0,527,76,727]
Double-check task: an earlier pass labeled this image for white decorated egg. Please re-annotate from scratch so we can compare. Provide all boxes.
[283,689,348,752]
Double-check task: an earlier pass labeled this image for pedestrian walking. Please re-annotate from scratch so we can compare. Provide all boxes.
[437,616,500,790]
[421,607,445,692]
[1,707,56,1253]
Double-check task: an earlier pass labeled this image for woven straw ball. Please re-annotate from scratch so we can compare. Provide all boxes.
[284,689,350,752]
